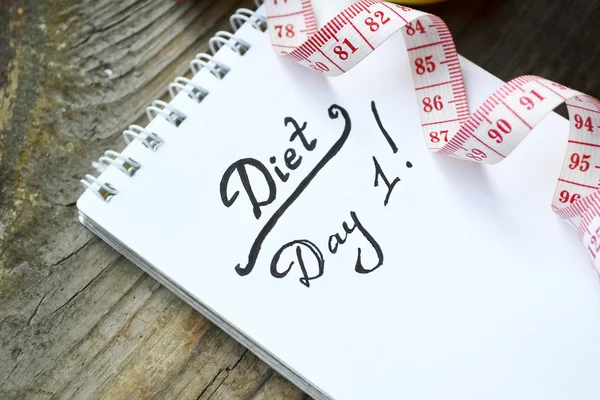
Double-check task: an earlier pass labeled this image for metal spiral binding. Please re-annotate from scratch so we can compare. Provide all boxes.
[94,151,141,177]
[80,7,267,202]
[168,77,208,103]
[230,8,267,32]
[146,100,186,127]
[189,54,230,79]
[210,32,252,55]
[80,175,118,202]
[123,125,164,151]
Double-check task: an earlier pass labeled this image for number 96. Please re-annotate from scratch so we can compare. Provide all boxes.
[559,190,581,204]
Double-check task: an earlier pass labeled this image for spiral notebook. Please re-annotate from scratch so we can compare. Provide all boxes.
[77,3,600,400]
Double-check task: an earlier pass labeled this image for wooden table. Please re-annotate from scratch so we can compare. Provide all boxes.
[1,0,598,398]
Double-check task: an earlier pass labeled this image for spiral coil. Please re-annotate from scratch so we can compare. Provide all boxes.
[92,150,141,177]
[80,8,266,202]
[168,77,208,103]
[231,8,267,32]
[123,125,164,151]
[209,32,252,56]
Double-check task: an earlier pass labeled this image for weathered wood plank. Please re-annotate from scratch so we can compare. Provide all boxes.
[0,0,598,399]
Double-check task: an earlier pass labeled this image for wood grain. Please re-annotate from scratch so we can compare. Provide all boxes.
[0,0,598,398]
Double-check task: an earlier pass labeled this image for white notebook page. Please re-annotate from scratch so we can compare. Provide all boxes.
[77,8,600,400]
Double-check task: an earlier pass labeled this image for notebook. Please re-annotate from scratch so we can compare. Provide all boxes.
[77,2,600,399]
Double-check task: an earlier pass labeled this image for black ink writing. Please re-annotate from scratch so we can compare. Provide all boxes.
[220,101,414,287]
[269,156,289,182]
[371,100,398,154]
[328,211,384,274]
[220,158,276,219]
[284,148,301,170]
[373,156,400,206]
[235,104,352,277]
[219,117,317,219]
[270,239,325,288]
[286,117,316,151]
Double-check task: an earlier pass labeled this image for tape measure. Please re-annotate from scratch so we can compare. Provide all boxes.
[264,0,600,273]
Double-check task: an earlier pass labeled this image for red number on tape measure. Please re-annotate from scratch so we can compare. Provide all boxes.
[574,114,594,132]
[274,24,295,38]
[520,90,545,110]
[415,56,435,75]
[405,21,426,36]
[423,95,443,112]
[429,130,449,143]
[334,38,358,60]
[569,153,591,172]
[560,190,582,204]
[466,148,487,162]
[487,119,512,143]
[365,11,390,32]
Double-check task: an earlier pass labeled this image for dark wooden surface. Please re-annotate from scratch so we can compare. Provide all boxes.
[1,0,598,398]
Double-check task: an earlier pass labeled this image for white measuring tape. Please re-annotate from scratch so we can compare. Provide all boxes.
[263,0,600,273]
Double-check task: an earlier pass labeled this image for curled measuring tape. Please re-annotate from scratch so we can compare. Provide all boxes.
[264,0,600,273]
